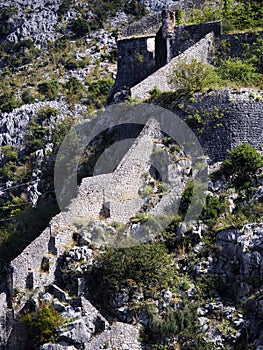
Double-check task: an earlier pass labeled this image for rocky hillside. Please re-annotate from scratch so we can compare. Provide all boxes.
[0,0,262,349]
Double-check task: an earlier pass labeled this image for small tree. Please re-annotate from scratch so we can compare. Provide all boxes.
[71,18,90,37]
[88,243,174,306]
[222,143,263,189]
[20,303,63,347]
[38,80,59,100]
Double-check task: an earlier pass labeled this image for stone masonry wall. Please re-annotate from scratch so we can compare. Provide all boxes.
[9,120,162,296]
[11,227,51,292]
[110,21,221,98]
[173,21,221,56]
[119,12,162,38]
[70,120,161,223]
[112,36,156,94]
[182,88,263,161]
[131,32,214,100]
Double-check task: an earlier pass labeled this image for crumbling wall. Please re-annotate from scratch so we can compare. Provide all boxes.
[131,32,214,100]
[9,121,162,295]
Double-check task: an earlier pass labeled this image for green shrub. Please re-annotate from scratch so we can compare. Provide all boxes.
[0,145,19,182]
[0,6,17,36]
[0,161,17,181]
[64,57,79,70]
[183,0,263,31]
[216,58,261,86]
[146,302,198,341]
[201,195,225,226]
[36,106,59,122]
[20,303,63,347]
[223,0,263,30]
[243,37,263,74]
[21,89,36,104]
[88,243,174,306]
[0,92,21,112]
[0,145,18,163]
[64,76,83,95]
[149,86,162,99]
[222,144,263,189]
[51,116,75,150]
[87,78,114,109]
[88,78,114,98]
[179,181,194,217]
[12,39,34,52]
[38,80,59,99]
[24,121,49,153]
[169,59,220,94]
[71,18,90,37]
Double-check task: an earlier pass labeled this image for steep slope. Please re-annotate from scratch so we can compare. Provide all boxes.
[0,1,263,350]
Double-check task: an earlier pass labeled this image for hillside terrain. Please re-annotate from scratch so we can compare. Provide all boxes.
[0,0,263,349]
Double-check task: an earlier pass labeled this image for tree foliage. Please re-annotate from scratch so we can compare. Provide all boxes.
[71,18,90,37]
[222,143,263,188]
[216,58,261,86]
[88,243,174,305]
[20,303,63,347]
[38,80,59,100]
[169,59,219,94]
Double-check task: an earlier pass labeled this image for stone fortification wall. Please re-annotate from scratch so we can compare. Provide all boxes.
[173,21,221,56]
[119,13,162,38]
[70,120,161,223]
[11,227,51,292]
[110,20,221,99]
[9,120,162,295]
[112,35,156,94]
[131,32,214,100]
[70,174,112,220]
[182,88,263,162]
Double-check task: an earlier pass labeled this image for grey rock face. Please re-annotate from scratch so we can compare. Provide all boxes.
[1,0,62,47]
[58,319,94,346]
[214,223,263,341]
[0,101,73,147]
[48,284,69,302]
[40,343,76,350]
[84,322,142,350]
